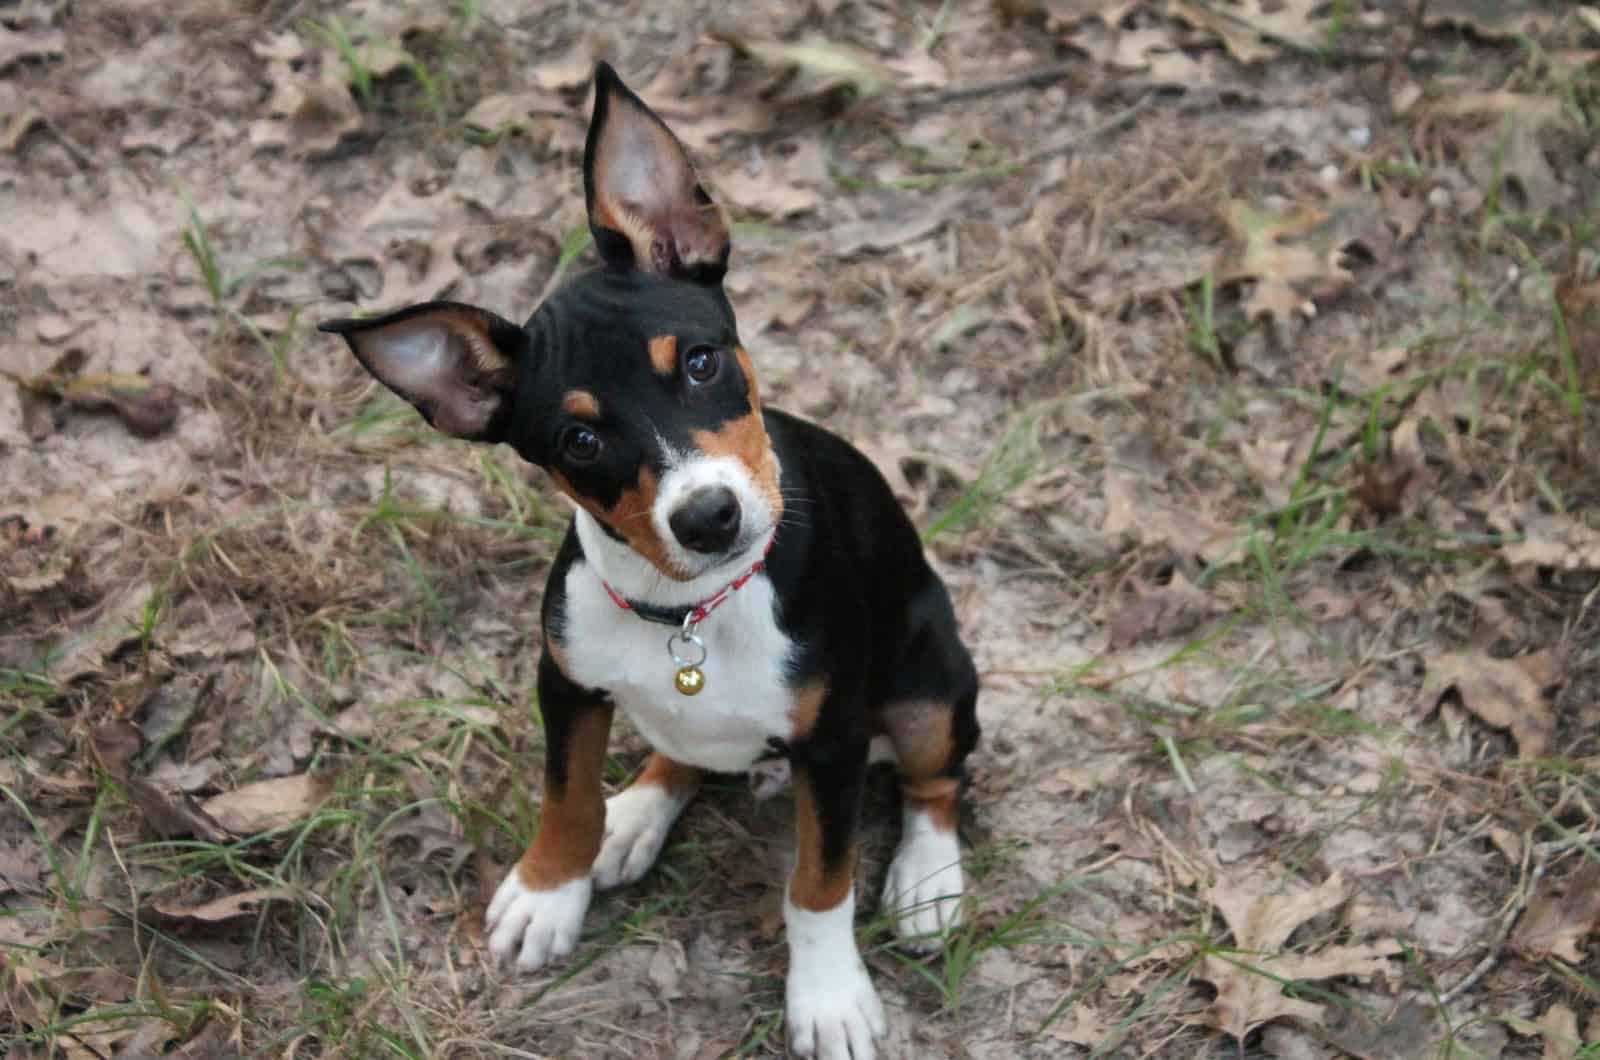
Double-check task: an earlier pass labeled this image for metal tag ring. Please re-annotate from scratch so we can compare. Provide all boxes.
[668,630,707,669]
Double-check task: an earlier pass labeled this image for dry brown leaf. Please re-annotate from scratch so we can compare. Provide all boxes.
[88,719,144,779]
[713,167,818,219]
[1066,22,1216,86]
[1202,873,1402,1039]
[1350,459,1415,521]
[48,581,156,683]
[1436,93,1571,215]
[201,774,333,835]
[823,189,969,258]
[1220,201,1348,325]
[1513,861,1600,964]
[532,32,614,92]
[127,778,234,842]
[1423,0,1562,40]
[1240,437,1295,506]
[377,233,465,307]
[1043,1002,1111,1046]
[1495,509,1600,571]
[1169,0,1330,64]
[1105,571,1225,650]
[249,56,362,157]
[0,837,45,896]
[461,90,569,134]
[1422,651,1560,759]
[709,28,901,100]
[0,25,65,72]
[149,886,297,924]
[1102,465,1239,564]
[1535,1001,1581,1060]
[1323,1001,1440,1060]
[1558,279,1600,394]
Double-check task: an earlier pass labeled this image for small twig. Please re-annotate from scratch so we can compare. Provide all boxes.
[1433,845,1542,1011]
[1439,834,1567,1005]
[907,61,1077,108]
[1014,92,1158,169]
[40,114,94,169]
[1535,829,1600,857]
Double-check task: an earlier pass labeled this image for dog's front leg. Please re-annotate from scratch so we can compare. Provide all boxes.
[487,654,613,970]
[785,733,887,1060]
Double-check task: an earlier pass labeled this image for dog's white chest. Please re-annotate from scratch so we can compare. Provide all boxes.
[559,561,796,773]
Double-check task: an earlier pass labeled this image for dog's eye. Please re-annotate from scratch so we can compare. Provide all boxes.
[684,345,721,385]
[560,425,601,464]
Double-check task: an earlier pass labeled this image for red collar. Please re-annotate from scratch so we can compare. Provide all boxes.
[600,534,775,629]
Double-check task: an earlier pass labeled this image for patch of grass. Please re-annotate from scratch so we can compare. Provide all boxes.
[865,872,1098,1021]
[1184,273,1224,370]
[305,16,375,107]
[922,404,1044,542]
[180,190,303,381]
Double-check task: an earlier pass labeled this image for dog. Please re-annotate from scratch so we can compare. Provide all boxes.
[321,63,980,1060]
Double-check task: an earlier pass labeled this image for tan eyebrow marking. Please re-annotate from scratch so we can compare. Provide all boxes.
[648,335,677,377]
[562,390,601,419]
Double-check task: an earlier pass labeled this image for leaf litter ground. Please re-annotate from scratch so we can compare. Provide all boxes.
[2,2,1599,1058]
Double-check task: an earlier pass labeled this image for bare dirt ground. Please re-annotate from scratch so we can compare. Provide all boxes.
[3,1,1599,1058]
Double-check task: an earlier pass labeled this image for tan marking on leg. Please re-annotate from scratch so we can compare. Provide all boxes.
[881,700,957,781]
[902,779,959,832]
[632,752,701,797]
[562,390,601,419]
[648,334,677,377]
[791,771,855,912]
[690,352,781,518]
[788,680,828,743]
[517,705,613,889]
[550,466,688,580]
[885,700,960,832]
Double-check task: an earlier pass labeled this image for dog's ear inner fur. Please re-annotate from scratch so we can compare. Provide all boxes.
[583,62,730,284]
[320,301,527,441]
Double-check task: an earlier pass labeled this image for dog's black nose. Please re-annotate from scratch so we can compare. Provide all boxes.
[669,486,742,554]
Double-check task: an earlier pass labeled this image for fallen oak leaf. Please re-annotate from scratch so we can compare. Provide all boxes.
[1202,872,1402,1040]
[1169,0,1331,64]
[1105,571,1226,650]
[87,718,145,779]
[712,166,819,219]
[709,27,899,101]
[1422,0,1562,41]
[1512,861,1600,964]
[0,25,65,73]
[1219,199,1356,326]
[148,886,298,924]
[200,773,334,835]
[1422,651,1561,758]
[126,778,234,843]
[461,89,569,136]
[1532,1001,1581,1060]
[1493,509,1600,572]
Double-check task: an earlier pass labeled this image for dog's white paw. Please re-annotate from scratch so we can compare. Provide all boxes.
[787,952,887,1060]
[881,815,964,952]
[592,784,694,890]
[786,891,887,1060]
[485,871,591,971]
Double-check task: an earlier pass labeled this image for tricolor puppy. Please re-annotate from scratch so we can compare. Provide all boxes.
[321,63,979,1060]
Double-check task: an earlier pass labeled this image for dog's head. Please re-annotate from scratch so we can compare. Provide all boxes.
[321,64,779,582]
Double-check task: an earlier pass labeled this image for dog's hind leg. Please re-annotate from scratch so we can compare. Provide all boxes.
[878,590,980,951]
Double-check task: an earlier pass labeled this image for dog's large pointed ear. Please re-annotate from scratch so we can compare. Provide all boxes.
[319,302,527,441]
[584,62,730,283]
